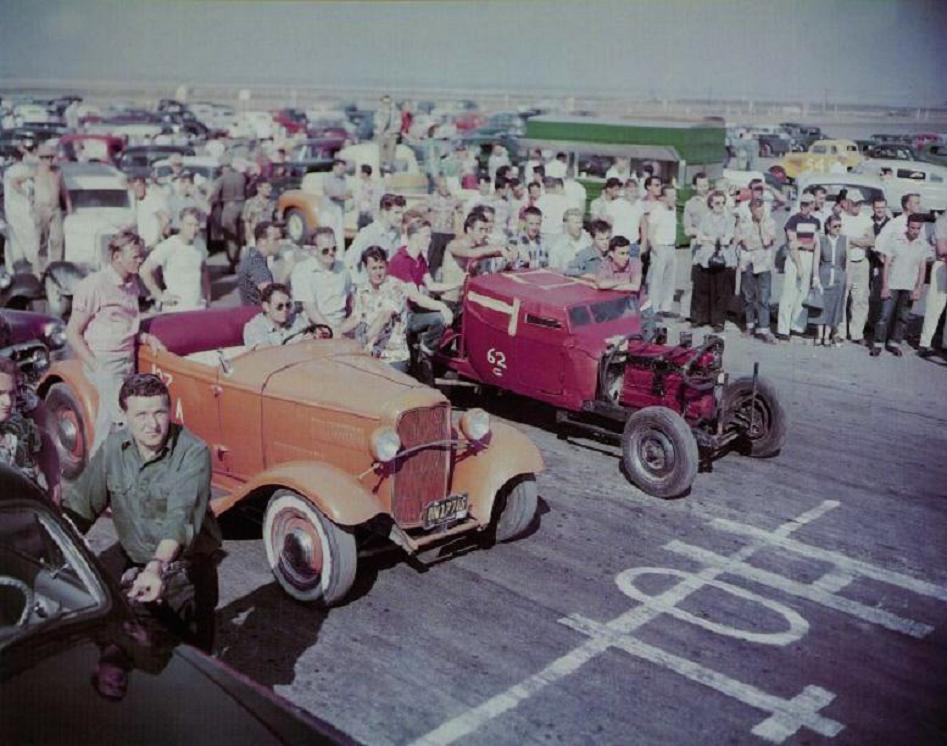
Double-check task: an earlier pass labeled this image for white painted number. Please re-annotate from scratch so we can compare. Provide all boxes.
[486,348,507,378]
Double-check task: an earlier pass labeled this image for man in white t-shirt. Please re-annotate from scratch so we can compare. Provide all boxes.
[871,213,932,357]
[604,185,645,249]
[646,186,679,315]
[131,176,170,249]
[544,152,568,179]
[535,177,571,244]
[292,226,353,333]
[918,211,947,357]
[838,197,875,343]
[548,209,592,270]
[140,207,210,311]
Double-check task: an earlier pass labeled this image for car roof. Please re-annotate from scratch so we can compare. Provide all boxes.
[469,269,626,314]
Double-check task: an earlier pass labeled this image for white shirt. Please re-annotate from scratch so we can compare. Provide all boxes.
[291,257,353,326]
[346,220,401,285]
[649,201,678,245]
[839,210,873,262]
[563,179,587,212]
[148,235,208,310]
[544,159,567,179]
[878,230,933,291]
[604,198,645,245]
[535,193,571,237]
[135,189,169,248]
[548,230,592,270]
[605,165,631,182]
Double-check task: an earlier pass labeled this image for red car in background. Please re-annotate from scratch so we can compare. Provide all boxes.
[423,270,786,499]
[57,133,126,165]
[273,108,309,136]
[453,111,485,132]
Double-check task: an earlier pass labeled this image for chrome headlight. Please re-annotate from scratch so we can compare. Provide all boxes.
[31,347,50,372]
[43,321,68,350]
[370,426,401,463]
[459,408,491,442]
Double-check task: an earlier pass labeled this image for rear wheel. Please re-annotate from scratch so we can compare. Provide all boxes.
[721,376,786,457]
[492,476,538,542]
[45,383,88,480]
[284,208,310,245]
[621,407,698,498]
[263,490,357,605]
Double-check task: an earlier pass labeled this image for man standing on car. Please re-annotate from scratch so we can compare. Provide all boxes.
[65,231,166,456]
[65,373,222,653]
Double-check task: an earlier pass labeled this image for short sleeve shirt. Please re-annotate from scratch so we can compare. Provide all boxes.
[242,311,310,348]
[291,257,352,326]
[72,266,141,356]
[785,212,822,249]
[878,231,933,291]
[387,247,428,289]
[237,247,274,306]
[604,198,644,245]
[648,202,677,245]
[148,235,208,310]
[597,256,642,287]
[350,277,410,363]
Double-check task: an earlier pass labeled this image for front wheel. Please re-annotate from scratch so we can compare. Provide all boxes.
[492,475,538,542]
[621,407,698,498]
[721,376,787,458]
[263,490,357,605]
[45,383,88,480]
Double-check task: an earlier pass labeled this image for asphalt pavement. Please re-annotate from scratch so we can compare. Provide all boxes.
[82,263,947,746]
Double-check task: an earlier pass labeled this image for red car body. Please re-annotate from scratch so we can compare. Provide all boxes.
[453,112,485,132]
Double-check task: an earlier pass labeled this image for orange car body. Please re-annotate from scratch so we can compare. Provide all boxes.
[41,307,542,548]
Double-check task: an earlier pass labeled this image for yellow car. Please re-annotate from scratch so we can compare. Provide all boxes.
[775,139,863,180]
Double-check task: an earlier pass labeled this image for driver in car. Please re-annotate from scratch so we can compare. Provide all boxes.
[242,283,312,349]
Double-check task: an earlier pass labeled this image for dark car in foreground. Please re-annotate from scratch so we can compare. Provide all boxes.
[0,465,353,746]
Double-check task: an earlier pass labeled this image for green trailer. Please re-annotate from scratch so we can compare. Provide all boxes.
[523,115,728,244]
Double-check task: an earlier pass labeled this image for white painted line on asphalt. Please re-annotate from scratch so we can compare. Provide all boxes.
[411,501,841,746]
[615,566,809,646]
[665,540,935,639]
[710,516,947,602]
[561,614,844,743]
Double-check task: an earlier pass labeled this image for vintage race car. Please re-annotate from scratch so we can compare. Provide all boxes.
[39,306,543,605]
[774,139,863,181]
[424,270,785,499]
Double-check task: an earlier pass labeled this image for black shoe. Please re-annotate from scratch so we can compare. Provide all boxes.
[775,333,790,342]
[918,346,934,358]
[888,345,903,357]
[870,346,882,357]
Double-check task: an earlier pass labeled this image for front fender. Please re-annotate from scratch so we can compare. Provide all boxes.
[214,460,386,527]
[0,272,43,307]
[451,421,544,524]
[44,262,88,297]
[37,358,100,446]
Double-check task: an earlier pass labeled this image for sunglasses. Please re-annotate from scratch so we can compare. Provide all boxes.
[711,201,725,207]
[320,247,337,255]
[271,302,292,310]
[40,155,54,160]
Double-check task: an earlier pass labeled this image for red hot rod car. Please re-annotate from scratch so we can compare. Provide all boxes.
[425,269,786,498]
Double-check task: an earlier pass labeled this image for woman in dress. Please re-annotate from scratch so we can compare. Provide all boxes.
[810,217,848,346]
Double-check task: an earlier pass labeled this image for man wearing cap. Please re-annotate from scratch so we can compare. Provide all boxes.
[776,193,821,340]
[33,142,72,272]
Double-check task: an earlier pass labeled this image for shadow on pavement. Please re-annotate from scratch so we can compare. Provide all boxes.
[216,582,328,688]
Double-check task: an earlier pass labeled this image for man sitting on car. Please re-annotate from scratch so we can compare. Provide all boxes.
[291,226,353,336]
[243,283,312,349]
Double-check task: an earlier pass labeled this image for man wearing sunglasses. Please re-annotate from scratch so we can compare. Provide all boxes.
[243,283,311,349]
[291,226,353,335]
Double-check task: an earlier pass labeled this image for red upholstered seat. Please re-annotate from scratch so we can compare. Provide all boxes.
[141,306,260,357]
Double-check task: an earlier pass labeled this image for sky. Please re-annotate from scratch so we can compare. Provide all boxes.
[1,0,946,107]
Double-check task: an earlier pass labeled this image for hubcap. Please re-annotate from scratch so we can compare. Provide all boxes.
[287,214,304,242]
[57,410,81,457]
[271,509,323,590]
[637,429,675,477]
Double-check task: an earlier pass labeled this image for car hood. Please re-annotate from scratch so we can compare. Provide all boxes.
[262,350,444,418]
[0,632,346,745]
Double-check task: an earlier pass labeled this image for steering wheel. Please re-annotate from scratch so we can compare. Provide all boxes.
[282,323,333,345]
[0,576,34,627]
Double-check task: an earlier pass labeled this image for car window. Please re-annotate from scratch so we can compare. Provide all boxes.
[69,189,132,209]
[930,173,944,183]
[569,296,639,327]
[896,169,926,181]
[812,145,826,154]
[525,313,562,330]
[0,503,107,645]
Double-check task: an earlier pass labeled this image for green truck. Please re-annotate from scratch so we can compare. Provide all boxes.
[523,115,728,244]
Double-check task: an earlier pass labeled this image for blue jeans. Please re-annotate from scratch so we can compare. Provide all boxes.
[408,310,446,350]
[874,289,913,347]
[742,270,772,331]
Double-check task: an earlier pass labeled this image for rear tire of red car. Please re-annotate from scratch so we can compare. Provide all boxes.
[263,490,357,605]
[284,208,310,245]
[720,377,787,458]
[45,383,88,481]
[493,475,538,542]
[621,407,698,499]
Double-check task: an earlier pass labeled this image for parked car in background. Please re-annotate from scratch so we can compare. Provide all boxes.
[0,465,354,746]
[40,306,544,604]
[151,155,221,188]
[780,122,822,150]
[917,142,947,168]
[790,173,889,215]
[117,144,196,180]
[0,307,66,382]
[854,158,947,212]
[774,139,863,181]
[57,134,126,166]
[863,143,916,161]
[286,137,346,177]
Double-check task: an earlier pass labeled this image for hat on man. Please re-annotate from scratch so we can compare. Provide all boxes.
[799,193,816,204]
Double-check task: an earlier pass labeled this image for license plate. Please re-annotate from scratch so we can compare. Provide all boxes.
[424,494,469,529]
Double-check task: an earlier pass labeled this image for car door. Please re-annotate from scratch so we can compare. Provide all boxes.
[213,355,265,480]
[513,310,567,396]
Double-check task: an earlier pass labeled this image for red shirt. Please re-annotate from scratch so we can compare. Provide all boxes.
[387,246,428,289]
